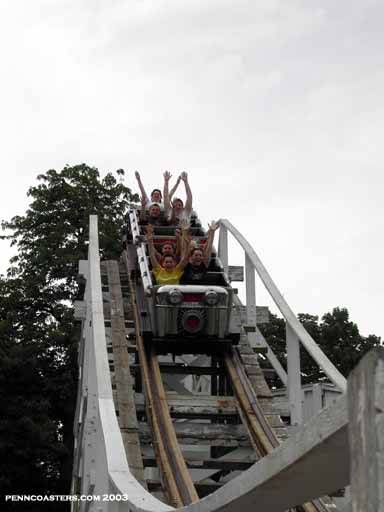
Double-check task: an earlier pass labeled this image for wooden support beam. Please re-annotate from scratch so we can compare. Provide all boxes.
[239,306,270,325]
[348,347,384,512]
[228,265,244,282]
[147,479,223,497]
[135,393,238,419]
[143,457,254,471]
[218,226,228,273]
[245,254,256,326]
[286,323,303,425]
[130,363,227,376]
[138,422,288,446]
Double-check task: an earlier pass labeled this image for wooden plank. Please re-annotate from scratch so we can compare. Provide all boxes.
[143,457,255,471]
[239,306,270,324]
[286,323,303,425]
[106,260,146,487]
[130,363,226,376]
[147,479,223,496]
[228,265,244,282]
[348,347,384,512]
[135,393,238,417]
[103,302,133,320]
[138,422,288,446]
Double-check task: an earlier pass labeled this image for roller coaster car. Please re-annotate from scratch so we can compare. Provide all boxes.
[149,284,241,344]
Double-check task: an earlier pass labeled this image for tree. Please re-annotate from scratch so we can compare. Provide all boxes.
[318,307,381,378]
[259,307,381,387]
[0,165,137,509]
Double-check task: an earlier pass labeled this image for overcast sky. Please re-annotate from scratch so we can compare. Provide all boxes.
[0,1,383,338]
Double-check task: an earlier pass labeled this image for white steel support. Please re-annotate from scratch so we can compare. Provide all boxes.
[218,225,228,273]
[286,323,303,426]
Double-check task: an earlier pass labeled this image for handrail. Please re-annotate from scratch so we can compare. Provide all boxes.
[128,208,153,295]
[219,218,347,393]
[72,215,171,512]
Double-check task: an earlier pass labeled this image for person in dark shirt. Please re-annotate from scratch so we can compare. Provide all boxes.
[139,199,168,226]
[180,220,219,284]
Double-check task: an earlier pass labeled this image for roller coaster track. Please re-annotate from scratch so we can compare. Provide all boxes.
[125,250,198,507]
[71,214,381,512]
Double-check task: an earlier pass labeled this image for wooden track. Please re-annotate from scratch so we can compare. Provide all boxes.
[100,254,338,511]
[74,216,380,512]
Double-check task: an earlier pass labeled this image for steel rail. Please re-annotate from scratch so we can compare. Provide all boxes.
[123,248,199,506]
[224,349,278,455]
[123,249,182,507]
[224,347,330,512]
[148,347,199,505]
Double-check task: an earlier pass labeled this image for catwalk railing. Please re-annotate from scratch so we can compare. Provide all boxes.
[218,219,347,425]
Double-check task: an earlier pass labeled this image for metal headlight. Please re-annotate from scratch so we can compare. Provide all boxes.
[204,290,218,306]
[167,288,183,305]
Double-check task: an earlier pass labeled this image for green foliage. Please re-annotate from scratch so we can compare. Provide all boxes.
[0,165,137,508]
[259,307,381,386]
[1,164,138,295]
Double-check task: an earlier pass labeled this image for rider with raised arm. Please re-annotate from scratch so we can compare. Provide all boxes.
[139,196,168,226]
[135,171,163,208]
[146,224,192,285]
[153,219,190,263]
[163,171,181,207]
[164,171,193,225]
[180,220,219,285]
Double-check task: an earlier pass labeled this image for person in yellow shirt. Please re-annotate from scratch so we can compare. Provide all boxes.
[146,224,192,285]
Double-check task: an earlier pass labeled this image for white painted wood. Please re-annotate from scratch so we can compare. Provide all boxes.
[176,393,349,512]
[238,306,269,325]
[220,218,347,392]
[233,294,286,382]
[255,327,288,386]
[348,348,384,512]
[312,383,323,416]
[286,323,303,425]
[218,225,228,273]
[245,254,256,325]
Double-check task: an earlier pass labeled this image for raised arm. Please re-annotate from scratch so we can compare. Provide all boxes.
[163,171,172,211]
[135,171,149,204]
[180,171,193,213]
[179,218,193,257]
[175,228,182,257]
[178,239,195,270]
[203,220,219,266]
[139,195,148,223]
[146,225,160,269]
[169,175,181,201]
